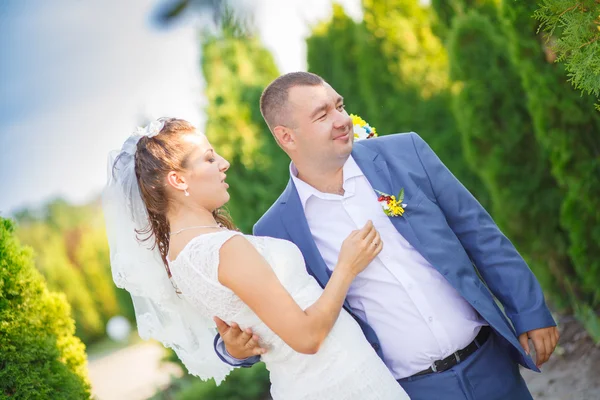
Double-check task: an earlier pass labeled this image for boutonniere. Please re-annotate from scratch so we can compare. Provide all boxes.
[350,114,378,140]
[375,188,407,217]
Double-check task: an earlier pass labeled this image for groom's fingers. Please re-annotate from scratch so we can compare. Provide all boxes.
[533,336,549,367]
[237,328,252,344]
[544,335,554,364]
[214,316,230,336]
[246,334,267,355]
[518,332,530,355]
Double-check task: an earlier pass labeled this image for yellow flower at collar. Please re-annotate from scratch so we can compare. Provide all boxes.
[350,114,378,141]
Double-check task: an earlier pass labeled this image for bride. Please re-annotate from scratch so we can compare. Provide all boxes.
[103,117,409,400]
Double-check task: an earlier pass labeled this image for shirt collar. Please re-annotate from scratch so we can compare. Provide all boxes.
[290,155,364,211]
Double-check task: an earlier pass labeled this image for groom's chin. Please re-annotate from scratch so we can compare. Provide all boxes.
[334,136,354,153]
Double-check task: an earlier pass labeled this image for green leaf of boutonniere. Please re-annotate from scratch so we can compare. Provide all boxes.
[398,188,405,203]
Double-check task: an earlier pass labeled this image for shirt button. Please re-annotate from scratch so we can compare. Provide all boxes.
[428,317,434,323]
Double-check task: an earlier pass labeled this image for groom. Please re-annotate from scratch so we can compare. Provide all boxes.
[214,72,558,399]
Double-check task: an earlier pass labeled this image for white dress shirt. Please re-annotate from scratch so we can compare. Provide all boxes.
[291,156,485,379]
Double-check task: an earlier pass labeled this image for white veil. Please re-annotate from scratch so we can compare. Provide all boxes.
[102,121,233,384]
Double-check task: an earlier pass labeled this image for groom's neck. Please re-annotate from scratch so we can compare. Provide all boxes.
[295,161,345,196]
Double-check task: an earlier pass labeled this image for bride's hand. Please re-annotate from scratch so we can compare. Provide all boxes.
[338,220,382,277]
[215,317,267,359]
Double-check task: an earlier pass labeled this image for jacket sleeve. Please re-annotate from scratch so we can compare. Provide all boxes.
[409,132,555,335]
[213,336,260,368]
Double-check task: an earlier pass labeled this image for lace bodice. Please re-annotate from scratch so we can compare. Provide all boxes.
[169,230,408,400]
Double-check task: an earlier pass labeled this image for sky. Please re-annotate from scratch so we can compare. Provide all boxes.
[0,0,362,215]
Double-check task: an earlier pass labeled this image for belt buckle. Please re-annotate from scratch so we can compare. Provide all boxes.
[453,351,461,363]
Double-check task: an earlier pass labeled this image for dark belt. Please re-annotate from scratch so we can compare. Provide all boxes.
[411,325,491,378]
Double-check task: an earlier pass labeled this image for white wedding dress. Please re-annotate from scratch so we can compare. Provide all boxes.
[169,230,409,400]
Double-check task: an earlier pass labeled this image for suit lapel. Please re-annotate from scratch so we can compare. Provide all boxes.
[279,180,331,288]
[352,144,431,263]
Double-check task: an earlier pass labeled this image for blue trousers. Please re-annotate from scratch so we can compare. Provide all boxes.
[398,332,533,400]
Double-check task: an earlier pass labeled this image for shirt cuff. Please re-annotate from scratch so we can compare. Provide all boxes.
[216,337,260,367]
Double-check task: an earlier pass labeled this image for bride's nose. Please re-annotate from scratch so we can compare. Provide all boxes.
[219,155,230,172]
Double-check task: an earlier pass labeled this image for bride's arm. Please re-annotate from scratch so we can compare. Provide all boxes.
[218,222,381,355]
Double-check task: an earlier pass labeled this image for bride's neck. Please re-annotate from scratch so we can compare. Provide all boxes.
[167,204,217,232]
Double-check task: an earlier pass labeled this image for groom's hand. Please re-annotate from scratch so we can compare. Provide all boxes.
[214,316,267,359]
[518,326,559,368]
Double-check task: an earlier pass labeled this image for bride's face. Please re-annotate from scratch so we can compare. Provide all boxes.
[175,133,230,211]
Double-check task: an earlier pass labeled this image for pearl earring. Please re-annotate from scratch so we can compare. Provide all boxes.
[184,189,190,197]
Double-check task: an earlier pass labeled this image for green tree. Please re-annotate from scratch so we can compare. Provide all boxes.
[431,0,500,27]
[0,218,91,399]
[15,198,133,343]
[534,0,600,108]
[500,1,600,337]
[16,221,104,343]
[447,10,578,309]
[307,5,374,117]
[201,18,288,232]
[74,226,120,322]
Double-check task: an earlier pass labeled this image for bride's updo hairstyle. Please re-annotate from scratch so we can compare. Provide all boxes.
[133,118,236,269]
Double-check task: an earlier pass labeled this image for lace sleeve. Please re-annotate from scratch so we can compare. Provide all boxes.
[170,230,245,320]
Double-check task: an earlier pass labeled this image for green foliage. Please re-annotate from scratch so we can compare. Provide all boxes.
[307,5,373,116]
[15,220,104,343]
[152,364,270,400]
[447,10,578,310]
[0,218,91,399]
[201,18,287,233]
[74,227,120,322]
[500,1,600,311]
[534,0,600,105]
[14,198,135,344]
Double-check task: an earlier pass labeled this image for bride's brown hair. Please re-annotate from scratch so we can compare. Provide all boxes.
[133,118,237,272]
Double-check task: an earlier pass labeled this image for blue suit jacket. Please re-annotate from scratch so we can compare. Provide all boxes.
[218,132,556,371]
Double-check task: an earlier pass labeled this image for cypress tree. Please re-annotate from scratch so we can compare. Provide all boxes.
[447,10,578,309]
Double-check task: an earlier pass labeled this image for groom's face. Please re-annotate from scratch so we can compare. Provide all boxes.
[286,83,353,165]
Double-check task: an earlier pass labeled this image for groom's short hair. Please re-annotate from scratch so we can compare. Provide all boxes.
[260,72,324,130]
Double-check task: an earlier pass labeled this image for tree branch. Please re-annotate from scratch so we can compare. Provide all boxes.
[558,3,582,19]
[579,35,600,49]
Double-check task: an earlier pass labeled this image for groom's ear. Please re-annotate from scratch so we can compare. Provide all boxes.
[273,125,295,151]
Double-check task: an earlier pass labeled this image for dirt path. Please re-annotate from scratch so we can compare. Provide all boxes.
[88,341,182,400]
[521,317,600,400]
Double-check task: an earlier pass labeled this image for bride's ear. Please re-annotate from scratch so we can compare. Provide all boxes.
[166,171,187,192]
[273,125,295,151]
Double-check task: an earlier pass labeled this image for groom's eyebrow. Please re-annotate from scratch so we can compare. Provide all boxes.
[309,96,345,119]
[310,103,328,119]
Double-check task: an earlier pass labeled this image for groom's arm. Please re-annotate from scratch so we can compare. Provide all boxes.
[213,323,261,368]
[408,133,556,335]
